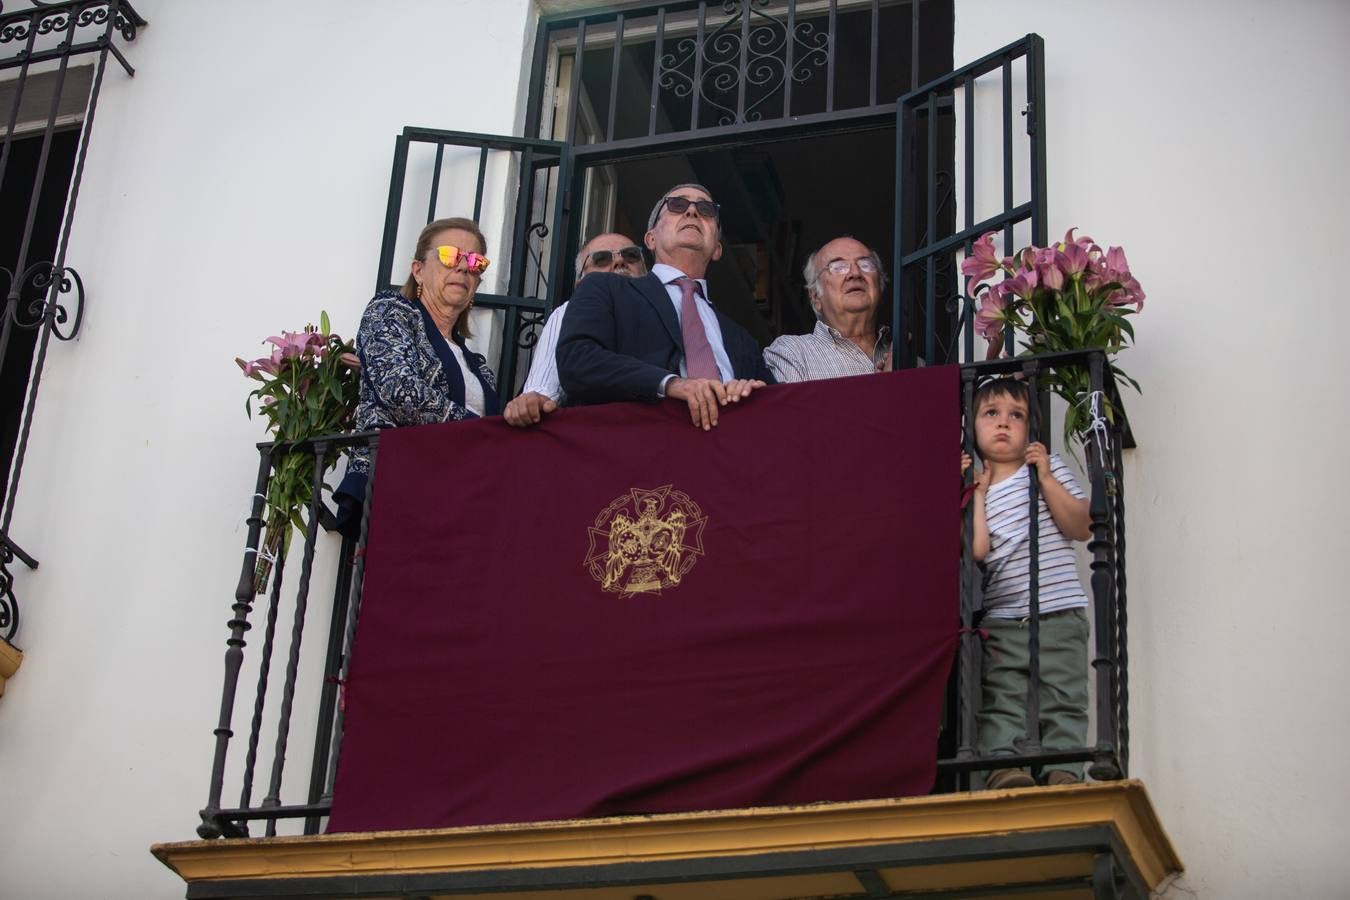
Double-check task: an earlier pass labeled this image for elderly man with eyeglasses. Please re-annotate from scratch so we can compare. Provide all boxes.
[556,183,774,431]
[504,232,648,426]
[764,236,892,383]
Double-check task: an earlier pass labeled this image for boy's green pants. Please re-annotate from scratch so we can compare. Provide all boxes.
[978,606,1090,778]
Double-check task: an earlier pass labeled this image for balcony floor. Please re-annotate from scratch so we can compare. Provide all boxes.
[153,780,1180,900]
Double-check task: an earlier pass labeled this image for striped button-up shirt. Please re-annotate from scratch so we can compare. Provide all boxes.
[763,321,891,383]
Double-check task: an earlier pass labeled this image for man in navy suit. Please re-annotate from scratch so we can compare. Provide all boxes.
[557,183,774,431]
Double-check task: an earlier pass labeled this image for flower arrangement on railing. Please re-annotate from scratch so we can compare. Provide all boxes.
[236,313,360,594]
[963,228,1145,449]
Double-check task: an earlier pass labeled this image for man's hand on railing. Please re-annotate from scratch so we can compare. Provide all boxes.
[666,377,766,431]
[504,391,558,427]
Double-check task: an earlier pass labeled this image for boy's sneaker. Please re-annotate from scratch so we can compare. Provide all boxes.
[1044,770,1081,786]
[985,768,1036,790]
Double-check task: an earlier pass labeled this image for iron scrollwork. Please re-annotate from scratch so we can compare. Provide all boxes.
[658,0,829,127]
[2,262,85,340]
[517,221,552,352]
[0,1,145,64]
[0,540,17,642]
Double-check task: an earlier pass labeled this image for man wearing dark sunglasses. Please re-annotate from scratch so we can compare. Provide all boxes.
[557,183,774,431]
[505,232,648,426]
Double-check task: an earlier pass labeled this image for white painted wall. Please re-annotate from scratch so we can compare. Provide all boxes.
[955,1,1350,896]
[0,1,537,896]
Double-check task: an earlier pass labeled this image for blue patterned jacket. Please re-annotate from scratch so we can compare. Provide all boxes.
[346,289,498,478]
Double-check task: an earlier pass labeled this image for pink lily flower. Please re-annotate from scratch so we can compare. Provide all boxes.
[1060,227,1096,251]
[1058,241,1090,278]
[237,356,279,378]
[1005,268,1039,300]
[1036,257,1065,292]
[960,232,1004,295]
[974,284,1009,341]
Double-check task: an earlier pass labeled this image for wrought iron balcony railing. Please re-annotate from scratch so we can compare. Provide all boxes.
[197,348,1129,840]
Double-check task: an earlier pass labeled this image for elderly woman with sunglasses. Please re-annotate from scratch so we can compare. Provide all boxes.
[334,217,498,530]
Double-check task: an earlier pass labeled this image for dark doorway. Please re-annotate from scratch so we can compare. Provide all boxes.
[0,128,80,499]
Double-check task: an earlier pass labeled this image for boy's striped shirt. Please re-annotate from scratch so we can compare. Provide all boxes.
[981,454,1088,619]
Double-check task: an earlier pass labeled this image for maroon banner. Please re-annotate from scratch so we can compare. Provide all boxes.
[327,367,959,832]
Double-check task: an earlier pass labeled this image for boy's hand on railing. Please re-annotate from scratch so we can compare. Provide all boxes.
[1025,441,1091,541]
[962,453,990,493]
[1025,442,1052,483]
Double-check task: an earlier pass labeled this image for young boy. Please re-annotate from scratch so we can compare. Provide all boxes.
[961,379,1092,790]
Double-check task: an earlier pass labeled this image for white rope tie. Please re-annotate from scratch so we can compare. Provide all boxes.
[243,544,279,565]
[1083,389,1111,471]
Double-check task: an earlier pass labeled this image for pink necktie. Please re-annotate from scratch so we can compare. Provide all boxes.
[674,277,719,381]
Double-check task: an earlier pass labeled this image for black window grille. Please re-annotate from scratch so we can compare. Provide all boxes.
[0,0,146,644]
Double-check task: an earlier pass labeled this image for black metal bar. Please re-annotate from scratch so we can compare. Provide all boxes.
[910,0,921,90]
[0,14,72,385]
[238,550,287,827]
[522,15,551,139]
[892,98,909,368]
[999,58,1016,360]
[205,802,329,824]
[375,135,409,295]
[565,19,586,145]
[900,202,1034,269]
[0,531,37,569]
[906,35,1036,102]
[303,533,354,835]
[198,451,273,839]
[825,0,837,112]
[425,142,443,223]
[1027,35,1048,246]
[924,89,936,365]
[649,8,664,137]
[9,10,74,280]
[607,13,624,143]
[1111,421,1129,777]
[322,440,381,807]
[735,0,750,123]
[1086,355,1121,781]
[956,368,979,787]
[0,10,38,194]
[1022,360,1044,762]
[400,126,571,153]
[260,443,328,836]
[962,74,974,363]
[869,0,879,107]
[690,2,705,129]
[546,143,571,308]
[571,102,899,164]
[472,145,489,222]
[938,746,1099,773]
[783,0,796,117]
[508,146,536,298]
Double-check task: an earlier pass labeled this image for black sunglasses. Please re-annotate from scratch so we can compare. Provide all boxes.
[661,196,720,219]
[587,245,645,268]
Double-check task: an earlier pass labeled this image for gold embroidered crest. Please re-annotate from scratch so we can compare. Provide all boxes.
[585,486,707,597]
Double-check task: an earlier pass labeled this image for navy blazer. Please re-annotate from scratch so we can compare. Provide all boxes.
[556,271,775,405]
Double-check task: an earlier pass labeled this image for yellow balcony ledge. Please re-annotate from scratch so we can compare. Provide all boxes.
[153,779,1181,899]
[0,638,20,700]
